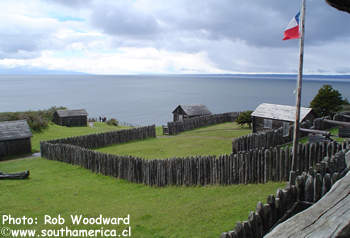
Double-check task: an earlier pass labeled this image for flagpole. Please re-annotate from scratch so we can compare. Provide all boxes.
[290,0,306,183]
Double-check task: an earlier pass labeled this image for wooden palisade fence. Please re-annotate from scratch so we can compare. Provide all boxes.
[45,125,156,149]
[167,112,240,135]
[220,150,350,238]
[232,116,338,153]
[232,127,294,154]
[41,124,349,187]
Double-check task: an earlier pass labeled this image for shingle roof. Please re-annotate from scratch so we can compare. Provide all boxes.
[252,103,312,122]
[56,109,88,117]
[173,104,212,116]
[0,120,32,142]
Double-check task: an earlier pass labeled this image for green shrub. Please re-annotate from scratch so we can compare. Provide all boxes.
[0,106,66,132]
[236,110,253,128]
[310,85,345,117]
[106,118,119,126]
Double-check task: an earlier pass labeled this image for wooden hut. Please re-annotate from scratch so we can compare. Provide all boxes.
[53,109,88,127]
[172,104,212,122]
[251,103,314,134]
[0,120,32,157]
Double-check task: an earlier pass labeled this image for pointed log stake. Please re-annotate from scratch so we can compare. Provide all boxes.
[291,0,306,176]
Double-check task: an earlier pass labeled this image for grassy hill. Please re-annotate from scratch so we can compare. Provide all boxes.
[0,122,286,237]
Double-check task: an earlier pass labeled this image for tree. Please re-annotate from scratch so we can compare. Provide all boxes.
[236,110,253,128]
[309,84,344,117]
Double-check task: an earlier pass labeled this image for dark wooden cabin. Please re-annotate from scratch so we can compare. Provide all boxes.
[251,103,314,134]
[172,104,212,122]
[0,120,32,157]
[53,109,88,127]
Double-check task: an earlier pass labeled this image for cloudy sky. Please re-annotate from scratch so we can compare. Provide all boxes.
[0,0,349,74]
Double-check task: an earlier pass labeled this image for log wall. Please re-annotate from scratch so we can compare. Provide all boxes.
[166,112,240,135]
[220,150,350,238]
[44,125,156,149]
[41,128,349,187]
[0,138,32,158]
[232,116,338,153]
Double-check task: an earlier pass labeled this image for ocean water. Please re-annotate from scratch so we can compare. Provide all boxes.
[0,74,349,125]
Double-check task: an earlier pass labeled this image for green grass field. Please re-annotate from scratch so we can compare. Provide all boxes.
[1,157,285,238]
[0,122,286,237]
[96,122,250,159]
[31,122,130,152]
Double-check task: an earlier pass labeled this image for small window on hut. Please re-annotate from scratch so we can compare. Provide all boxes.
[264,119,272,129]
[283,122,290,137]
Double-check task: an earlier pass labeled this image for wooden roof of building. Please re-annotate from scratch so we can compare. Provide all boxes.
[173,104,212,116]
[0,120,32,142]
[326,0,350,13]
[56,109,88,117]
[252,103,312,122]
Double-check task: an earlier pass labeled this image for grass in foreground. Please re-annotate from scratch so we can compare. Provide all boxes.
[31,122,130,152]
[1,158,285,238]
[96,122,251,159]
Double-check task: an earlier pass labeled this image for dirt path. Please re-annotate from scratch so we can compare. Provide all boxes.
[0,152,41,163]
[157,135,232,140]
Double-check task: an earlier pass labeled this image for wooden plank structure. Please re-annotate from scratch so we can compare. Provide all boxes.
[326,0,350,13]
[299,127,331,136]
[323,119,350,138]
[0,120,32,158]
[172,104,212,122]
[251,103,314,133]
[265,170,350,238]
[220,150,350,238]
[53,109,88,127]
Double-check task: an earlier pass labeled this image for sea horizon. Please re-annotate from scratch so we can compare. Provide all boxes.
[1,74,350,126]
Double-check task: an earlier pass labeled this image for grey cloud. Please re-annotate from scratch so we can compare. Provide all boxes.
[0,50,40,59]
[90,3,160,37]
[1,0,348,74]
[44,0,93,8]
[87,0,349,50]
[157,0,350,48]
[0,32,46,59]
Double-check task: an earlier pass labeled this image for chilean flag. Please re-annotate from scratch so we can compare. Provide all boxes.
[283,12,301,40]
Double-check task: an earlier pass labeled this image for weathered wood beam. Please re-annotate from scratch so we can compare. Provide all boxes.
[323,119,350,127]
[265,171,350,238]
[0,170,30,179]
[300,128,331,136]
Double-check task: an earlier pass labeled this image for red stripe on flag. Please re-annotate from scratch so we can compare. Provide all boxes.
[283,26,300,41]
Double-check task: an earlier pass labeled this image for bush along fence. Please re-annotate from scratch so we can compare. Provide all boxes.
[166,112,240,135]
[220,150,350,238]
[41,125,349,186]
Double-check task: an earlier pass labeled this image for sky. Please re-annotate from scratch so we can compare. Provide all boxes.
[0,0,349,75]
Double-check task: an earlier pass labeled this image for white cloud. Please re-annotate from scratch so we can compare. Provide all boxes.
[0,48,227,74]
[0,0,349,74]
